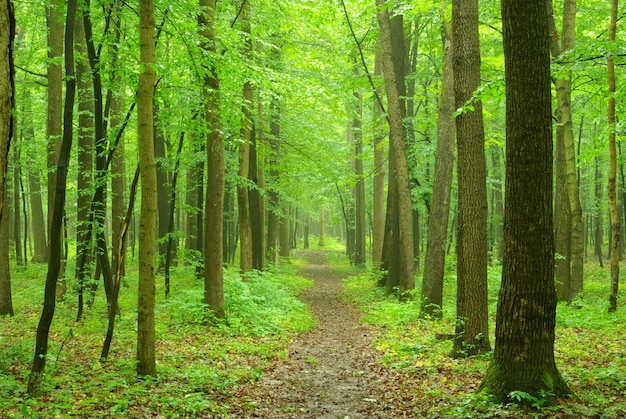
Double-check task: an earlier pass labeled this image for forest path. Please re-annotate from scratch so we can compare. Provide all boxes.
[233,248,416,418]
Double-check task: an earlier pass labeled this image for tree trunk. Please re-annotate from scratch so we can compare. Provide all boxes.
[266,99,281,264]
[12,127,22,264]
[607,0,619,313]
[136,0,157,377]
[28,0,76,394]
[451,0,490,357]
[279,212,290,258]
[237,0,253,274]
[318,206,325,247]
[184,143,201,257]
[200,0,225,318]
[353,85,366,267]
[489,145,504,262]
[376,1,415,297]
[479,0,570,401]
[154,107,170,270]
[28,170,47,262]
[372,52,386,270]
[249,107,265,271]
[75,12,94,320]
[109,0,125,283]
[0,0,13,315]
[594,157,604,267]
[554,121,571,300]
[222,185,236,265]
[47,0,66,301]
[0,190,11,316]
[548,0,581,301]
[421,21,454,319]
[237,80,253,274]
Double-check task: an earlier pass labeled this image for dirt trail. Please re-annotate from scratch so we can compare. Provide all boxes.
[236,249,416,418]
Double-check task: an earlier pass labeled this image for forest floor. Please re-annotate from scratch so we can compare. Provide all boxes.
[230,249,422,418]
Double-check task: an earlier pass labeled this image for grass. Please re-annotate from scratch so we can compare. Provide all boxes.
[4,245,625,418]
[341,258,626,418]
[0,259,314,418]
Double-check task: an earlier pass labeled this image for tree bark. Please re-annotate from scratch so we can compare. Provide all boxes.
[279,212,290,258]
[28,0,76,394]
[154,106,171,270]
[29,170,47,263]
[372,52,386,270]
[237,0,253,274]
[479,0,570,401]
[594,156,604,267]
[237,81,253,273]
[0,189,10,316]
[249,115,265,270]
[548,0,582,301]
[421,17,454,319]
[0,0,13,315]
[266,99,281,265]
[608,0,619,313]
[376,1,415,296]
[136,0,157,377]
[199,0,225,318]
[12,123,22,264]
[75,12,94,320]
[109,0,126,284]
[451,0,490,357]
[353,83,366,267]
[47,0,66,301]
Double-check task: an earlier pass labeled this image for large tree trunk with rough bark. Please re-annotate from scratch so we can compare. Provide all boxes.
[421,20,454,319]
[451,0,490,357]
[200,0,225,318]
[376,1,414,296]
[479,0,570,402]
[136,0,157,377]
[0,0,13,315]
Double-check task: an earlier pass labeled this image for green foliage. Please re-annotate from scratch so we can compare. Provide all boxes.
[0,261,314,417]
[341,262,626,417]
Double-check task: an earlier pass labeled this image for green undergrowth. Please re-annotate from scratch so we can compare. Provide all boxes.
[0,262,314,418]
[341,260,626,418]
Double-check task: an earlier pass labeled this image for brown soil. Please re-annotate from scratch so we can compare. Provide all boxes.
[233,248,420,418]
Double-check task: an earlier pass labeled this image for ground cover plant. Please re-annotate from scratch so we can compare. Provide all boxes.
[0,260,314,418]
[341,260,626,418]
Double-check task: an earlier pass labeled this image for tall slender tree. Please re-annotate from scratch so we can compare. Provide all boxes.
[266,99,281,265]
[548,0,581,301]
[451,0,490,357]
[0,0,15,317]
[376,0,415,296]
[47,0,66,300]
[353,69,366,267]
[75,11,94,321]
[249,102,265,271]
[479,0,570,401]
[372,52,385,269]
[607,0,619,313]
[237,0,253,274]
[421,7,455,319]
[136,0,157,377]
[199,0,225,317]
[28,0,77,394]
